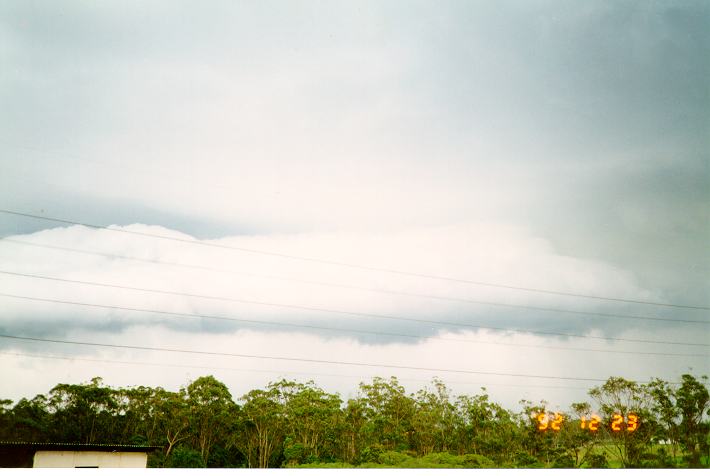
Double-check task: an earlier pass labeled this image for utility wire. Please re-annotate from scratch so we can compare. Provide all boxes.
[2,292,705,358]
[0,351,591,391]
[0,333,623,382]
[2,208,707,310]
[1,270,708,347]
[3,238,706,325]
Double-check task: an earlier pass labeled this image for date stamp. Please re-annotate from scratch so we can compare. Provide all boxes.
[535,412,639,433]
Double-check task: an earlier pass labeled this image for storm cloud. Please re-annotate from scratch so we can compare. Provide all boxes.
[0,0,707,406]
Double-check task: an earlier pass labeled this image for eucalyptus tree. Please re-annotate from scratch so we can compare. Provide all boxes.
[646,377,681,462]
[275,380,343,465]
[410,378,457,455]
[5,395,50,442]
[674,374,710,467]
[455,391,520,465]
[516,399,560,467]
[151,388,190,459]
[185,375,238,466]
[588,377,654,467]
[340,397,367,463]
[0,399,13,440]
[358,377,415,451]
[46,377,119,444]
[559,402,604,468]
[234,386,286,468]
[114,385,161,445]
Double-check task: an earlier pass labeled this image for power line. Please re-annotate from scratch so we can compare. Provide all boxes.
[2,208,707,310]
[4,238,706,325]
[0,351,591,391]
[2,292,706,358]
[2,269,708,347]
[0,333,623,382]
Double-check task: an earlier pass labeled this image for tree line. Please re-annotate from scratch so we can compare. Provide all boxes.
[1,373,708,468]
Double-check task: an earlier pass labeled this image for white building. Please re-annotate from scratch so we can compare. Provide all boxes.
[0,442,160,468]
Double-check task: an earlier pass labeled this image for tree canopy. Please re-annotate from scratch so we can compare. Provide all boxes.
[1,374,708,468]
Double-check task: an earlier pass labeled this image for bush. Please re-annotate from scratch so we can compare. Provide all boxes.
[378,450,413,466]
[587,453,609,469]
[207,445,245,468]
[297,462,354,468]
[359,451,494,468]
[552,454,575,468]
[166,447,205,468]
[415,452,466,468]
[282,438,306,466]
[360,444,385,463]
[514,451,543,468]
[462,453,495,468]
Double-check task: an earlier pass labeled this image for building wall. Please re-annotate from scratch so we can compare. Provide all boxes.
[33,450,148,468]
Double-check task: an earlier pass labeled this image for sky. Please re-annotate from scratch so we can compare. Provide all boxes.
[0,0,708,411]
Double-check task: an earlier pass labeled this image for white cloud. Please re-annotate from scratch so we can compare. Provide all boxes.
[1,324,703,411]
[0,221,657,331]
[2,221,705,407]
[1,0,707,411]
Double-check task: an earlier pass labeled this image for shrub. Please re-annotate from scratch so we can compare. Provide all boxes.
[360,444,385,463]
[587,453,609,469]
[552,454,575,468]
[514,451,543,468]
[297,462,354,468]
[462,453,495,468]
[378,450,413,466]
[166,447,205,468]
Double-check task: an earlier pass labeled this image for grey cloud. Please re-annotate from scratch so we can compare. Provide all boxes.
[0,0,707,405]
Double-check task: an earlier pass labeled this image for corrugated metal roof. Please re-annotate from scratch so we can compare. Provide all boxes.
[0,441,161,452]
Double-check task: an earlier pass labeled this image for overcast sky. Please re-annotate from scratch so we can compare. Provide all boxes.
[0,0,708,410]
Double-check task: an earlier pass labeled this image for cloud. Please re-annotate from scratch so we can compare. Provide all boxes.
[1,0,707,408]
[1,323,705,411]
[0,221,664,339]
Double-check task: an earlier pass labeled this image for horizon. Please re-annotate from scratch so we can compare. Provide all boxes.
[1,0,708,414]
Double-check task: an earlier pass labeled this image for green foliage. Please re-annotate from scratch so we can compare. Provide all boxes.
[586,452,609,468]
[358,377,415,452]
[359,443,385,463]
[277,380,343,464]
[411,378,458,455]
[234,387,286,468]
[5,396,50,442]
[206,444,245,468]
[282,437,306,466]
[2,373,709,468]
[456,391,519,464]
[186,375,237,465]
[347,450,494,468]
[588,376,654,468]
[296,461,354,468]
[675,374,710,467]
[377,450,412,466]
[461,453,495,468]
[47,377,119,444]
[513,450,544,468]
[552,452,575,468]
[165,446,205,468]
[418,452,494,468]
